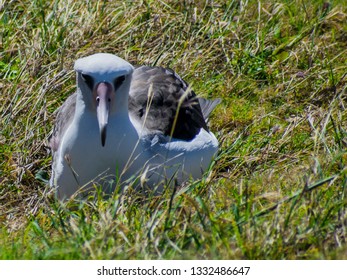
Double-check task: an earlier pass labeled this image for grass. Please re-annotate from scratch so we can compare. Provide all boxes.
[1,0,347,259]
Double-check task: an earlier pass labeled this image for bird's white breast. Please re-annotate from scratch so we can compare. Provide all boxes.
[54,112,141,198]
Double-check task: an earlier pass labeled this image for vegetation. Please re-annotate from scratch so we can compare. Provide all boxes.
[1,0,347,259]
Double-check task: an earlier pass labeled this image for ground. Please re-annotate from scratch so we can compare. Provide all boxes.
[0,0,347,259]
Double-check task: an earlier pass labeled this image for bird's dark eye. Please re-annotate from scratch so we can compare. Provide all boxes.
[81,73,94,89]
[114,75,125,91]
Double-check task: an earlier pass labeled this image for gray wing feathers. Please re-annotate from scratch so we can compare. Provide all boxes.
[129,66,214,141]
[49,93,76,154]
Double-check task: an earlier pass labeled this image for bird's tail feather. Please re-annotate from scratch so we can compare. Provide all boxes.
[198,97,221,121]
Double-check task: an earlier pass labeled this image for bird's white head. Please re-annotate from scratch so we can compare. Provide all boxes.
[74,53,134,146]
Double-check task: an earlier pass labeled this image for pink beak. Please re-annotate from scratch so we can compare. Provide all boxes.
[95,82,113,147]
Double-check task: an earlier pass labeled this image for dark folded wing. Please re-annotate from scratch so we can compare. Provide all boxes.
[129,66,214,141]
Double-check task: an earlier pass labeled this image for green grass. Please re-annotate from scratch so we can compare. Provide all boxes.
[1,0,347,259]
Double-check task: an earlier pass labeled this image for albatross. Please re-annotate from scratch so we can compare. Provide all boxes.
[50,53,220,199]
